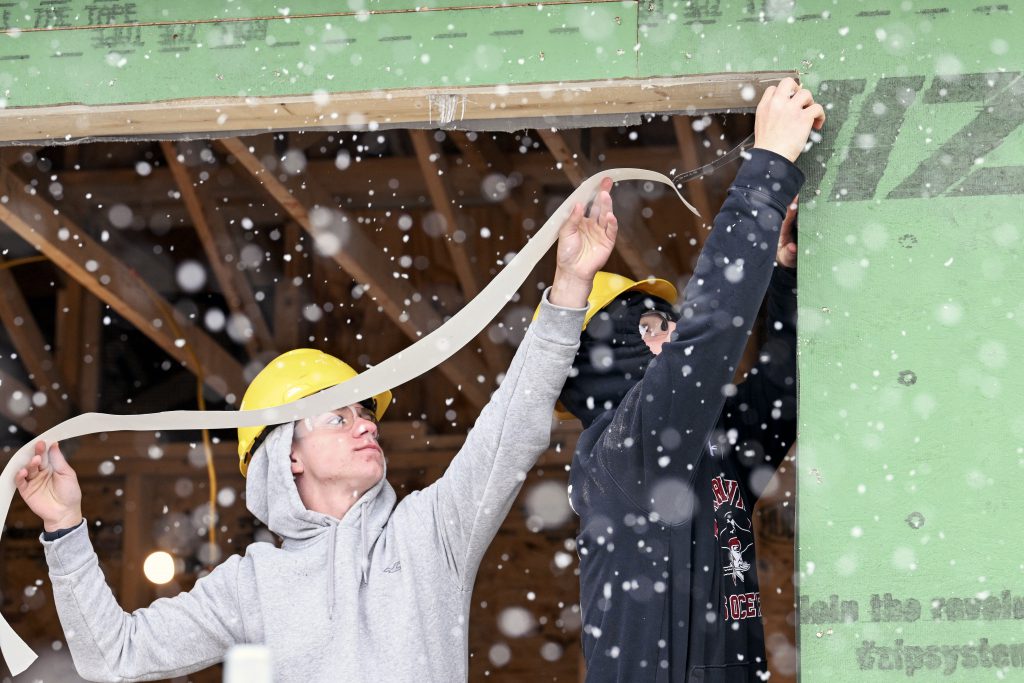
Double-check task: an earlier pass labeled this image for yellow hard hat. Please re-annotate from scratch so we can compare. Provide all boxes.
[534,271,678,330]
[535,271,677,421]
[236,349,392,476]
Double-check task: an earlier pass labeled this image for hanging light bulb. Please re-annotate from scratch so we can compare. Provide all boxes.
[142,551,175,585]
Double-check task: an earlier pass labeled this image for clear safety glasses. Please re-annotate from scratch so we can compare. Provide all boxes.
[638,311,672,340]
[296,404,379,437]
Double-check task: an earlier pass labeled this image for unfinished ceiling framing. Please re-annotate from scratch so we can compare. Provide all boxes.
[0,112,772,682]
[0,112,755,449]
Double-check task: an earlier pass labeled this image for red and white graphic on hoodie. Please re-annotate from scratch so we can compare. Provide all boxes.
[712,474,761,621]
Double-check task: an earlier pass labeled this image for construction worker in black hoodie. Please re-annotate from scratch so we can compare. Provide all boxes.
[562,77,823,682]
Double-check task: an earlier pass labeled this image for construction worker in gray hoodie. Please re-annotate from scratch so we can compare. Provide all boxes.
[14,181,621,683]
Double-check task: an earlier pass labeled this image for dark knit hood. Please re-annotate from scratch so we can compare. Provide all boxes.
[559,291,675,427]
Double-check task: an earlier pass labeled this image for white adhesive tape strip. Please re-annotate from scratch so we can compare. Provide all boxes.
[0,169,696,675]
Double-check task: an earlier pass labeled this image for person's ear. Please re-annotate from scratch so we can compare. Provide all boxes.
[290,450,304,475]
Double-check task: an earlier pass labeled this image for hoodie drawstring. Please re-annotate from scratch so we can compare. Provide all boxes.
[359,511,370,586]
[328,525,337,621]
[327,509,369,621]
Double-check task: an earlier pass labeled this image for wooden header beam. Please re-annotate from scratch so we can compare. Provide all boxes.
[0,74,788,145]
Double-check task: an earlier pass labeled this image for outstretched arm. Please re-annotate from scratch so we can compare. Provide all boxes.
[46,527,247,682]
[627,150,802,493]
[21,443,246,682]
[400,180,618,587]
[601,79,820,506]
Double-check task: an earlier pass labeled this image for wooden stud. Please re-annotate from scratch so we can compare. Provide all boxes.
[408,130,483,299]
[510,176,557,315]
[160,141,275,357]
[0,261,68,417]
[55,280,104,412]
[408,130,511,374]
[55,280,84,403]
[0,366,63,433]
[119,473,149,611]
[274,221,305,351]
[448,131,522,216]
[671,116,715,225]
[77,290,103,412]
[536,129,589,187]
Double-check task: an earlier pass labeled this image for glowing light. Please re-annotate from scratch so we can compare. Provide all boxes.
[143,551,175,585]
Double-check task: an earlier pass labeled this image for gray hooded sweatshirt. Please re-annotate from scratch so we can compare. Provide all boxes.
[41,297,585,682]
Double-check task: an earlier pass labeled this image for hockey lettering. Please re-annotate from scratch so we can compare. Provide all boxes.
[723,591,761,621]
[710,475,745,512]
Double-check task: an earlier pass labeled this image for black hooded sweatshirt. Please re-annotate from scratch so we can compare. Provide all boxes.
[566,149,801,683]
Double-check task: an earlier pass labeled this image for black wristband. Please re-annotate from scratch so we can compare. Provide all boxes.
[42,520,84,542]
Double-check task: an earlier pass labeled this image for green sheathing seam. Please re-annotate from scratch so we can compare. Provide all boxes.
[635,0,1023,680]
[0,0,638,106]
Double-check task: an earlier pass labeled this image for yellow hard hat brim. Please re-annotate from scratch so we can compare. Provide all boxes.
[532,272,678,331]
[236,348,393,477]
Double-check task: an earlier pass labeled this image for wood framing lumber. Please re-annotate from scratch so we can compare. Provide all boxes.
[537,129,681,283]
[160,141,275,357]
[408,130,512,375]
[215,137,492,409]
[448,131,522,216]
[0,74,791,144]
[0,168,248,402]
[0,262,68,417]
[409,130,484,300]
[0,365,64,433]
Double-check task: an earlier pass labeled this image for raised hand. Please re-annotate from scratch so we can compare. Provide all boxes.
[777,197,798,268]
[16,441,83,533]
[550,176,619,308]
[753,77,826,163]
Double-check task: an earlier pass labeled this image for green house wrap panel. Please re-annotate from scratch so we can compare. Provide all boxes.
[633,1,1023,680]
[4,0,1024,680]
[0,0,639,105]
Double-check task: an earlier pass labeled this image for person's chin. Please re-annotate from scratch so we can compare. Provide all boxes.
[361,465,385,490]
[364,456,384,476]
[358,447,383,462]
